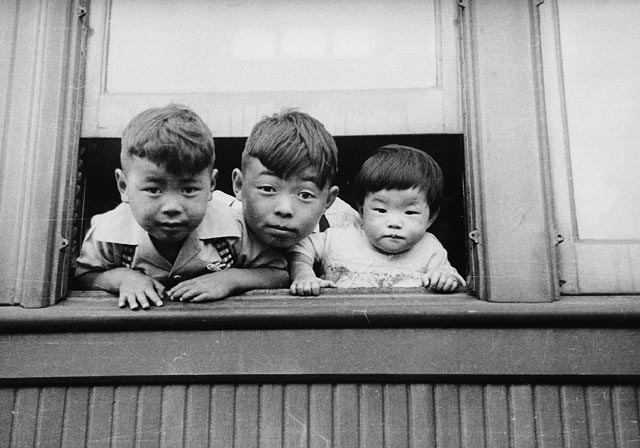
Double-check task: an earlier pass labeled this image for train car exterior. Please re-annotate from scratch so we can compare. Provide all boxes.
[1,0,639,446]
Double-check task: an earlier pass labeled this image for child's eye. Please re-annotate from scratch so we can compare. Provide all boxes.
[257,185,276,194]
[183,187,200,195]
[144,187,161,195]
[373,208,387,214]
[405,210,420,216]
[298,191,316,200]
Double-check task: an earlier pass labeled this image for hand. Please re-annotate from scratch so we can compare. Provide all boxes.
[167,271,234,303]
[290,276,336,296]
[118,270,165,310]
[422,269,466,293]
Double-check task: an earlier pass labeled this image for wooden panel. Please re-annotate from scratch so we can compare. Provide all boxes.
[533,386,564,448]
[1,383,640,447]
[5,326,640,381]
[0,0,84,306]
[209,385,235,446]
[309,384,333,448]
[435,384,461,448]
[185,385,210,448]
[61,387,90,448]
[160,385,187,448]
[459,385,486,448]
[112,386,138,448]
[360,384,383,447]
[284,384,308,448]
[586,386,616,447]
[87,387,114,448]
[484,385,509,448]
[235,385,259,448]
[35,387,66,447]
[460,0,557,301]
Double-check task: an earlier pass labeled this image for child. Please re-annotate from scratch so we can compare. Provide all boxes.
[74,104,287,310]
[228,109,357,250]
[288,144,466,295]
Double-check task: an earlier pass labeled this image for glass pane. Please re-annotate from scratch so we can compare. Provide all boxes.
[106,0,437,93]
[559,0,640,239]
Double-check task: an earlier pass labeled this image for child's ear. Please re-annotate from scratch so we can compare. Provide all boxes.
[426,209,440,229]
[324,185,340,211]
[209,168,218,199]
[114,169,129,203]
[231,168,243,200]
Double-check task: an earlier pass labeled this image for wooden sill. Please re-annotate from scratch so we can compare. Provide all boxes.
[1,290,640,333]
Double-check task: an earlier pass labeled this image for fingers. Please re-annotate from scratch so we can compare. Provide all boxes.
[424,271,465,292]
[118,288,163,310]
[289,279,334,296]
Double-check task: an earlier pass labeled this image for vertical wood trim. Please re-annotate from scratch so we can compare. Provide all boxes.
[185,385,211,448]
[359,384,383,447]
[459,385,486,448]
[160,385,187,448]
[510,385,536,448]
[585,386,616,448]
[484,385,509,448]
[258,384,283,448]
[533,385,562,448]
[209,385,235,446]
[87,386,114,448]
[0,388,16,447]
[408,385,436,448]
[234,385,259,448]
[136,385,163,447]
[309,384,333,448]
[459,0,557,301]
[112,386,139,448]
[35,387,66,447]
[458,0,487,299]
[612,386,640,447]
[284,384,309,448]
[61,387,90,448]
[560,386,589,448]
[0,0,86,307]
[334,385,359,447]
[434,384,461,448]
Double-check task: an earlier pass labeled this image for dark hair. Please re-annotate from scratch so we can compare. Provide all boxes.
[353,144,444,216]
[121,104,215,175]
[242,109,338,188]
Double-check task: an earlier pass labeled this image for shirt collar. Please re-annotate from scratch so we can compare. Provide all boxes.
[91,198,241,245]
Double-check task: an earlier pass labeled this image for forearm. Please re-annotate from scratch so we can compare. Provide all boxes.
[288,252,317,281]
[223,267,289,293]
[74,268,132,293]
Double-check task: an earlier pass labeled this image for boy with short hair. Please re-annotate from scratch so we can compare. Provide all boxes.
[75,104,287,310]
[228,109,357,250]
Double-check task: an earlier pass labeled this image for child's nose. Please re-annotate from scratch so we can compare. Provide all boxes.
[387,214,403,228]
[160,194,184,215]
[273,195,293,217]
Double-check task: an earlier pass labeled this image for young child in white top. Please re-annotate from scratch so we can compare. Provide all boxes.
[288,144,466,295]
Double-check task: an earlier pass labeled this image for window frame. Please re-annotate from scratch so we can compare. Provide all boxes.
[0,0,563,307]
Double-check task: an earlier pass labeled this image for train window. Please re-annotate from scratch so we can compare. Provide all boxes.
[71,0,468,299]
[74,134,468,289]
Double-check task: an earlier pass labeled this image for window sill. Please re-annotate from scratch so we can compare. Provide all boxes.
[1,289,640,333]
[2,291,640,383]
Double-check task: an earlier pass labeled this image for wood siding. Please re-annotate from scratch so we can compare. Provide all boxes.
[1,383,639,447]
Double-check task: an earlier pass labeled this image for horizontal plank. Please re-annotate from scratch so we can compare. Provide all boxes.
[1,293,640,333]
[2,327,640,383]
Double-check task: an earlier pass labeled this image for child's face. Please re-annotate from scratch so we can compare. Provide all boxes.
[359,187,434,255]
[233,156,339,248]
[115,157,216,244]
